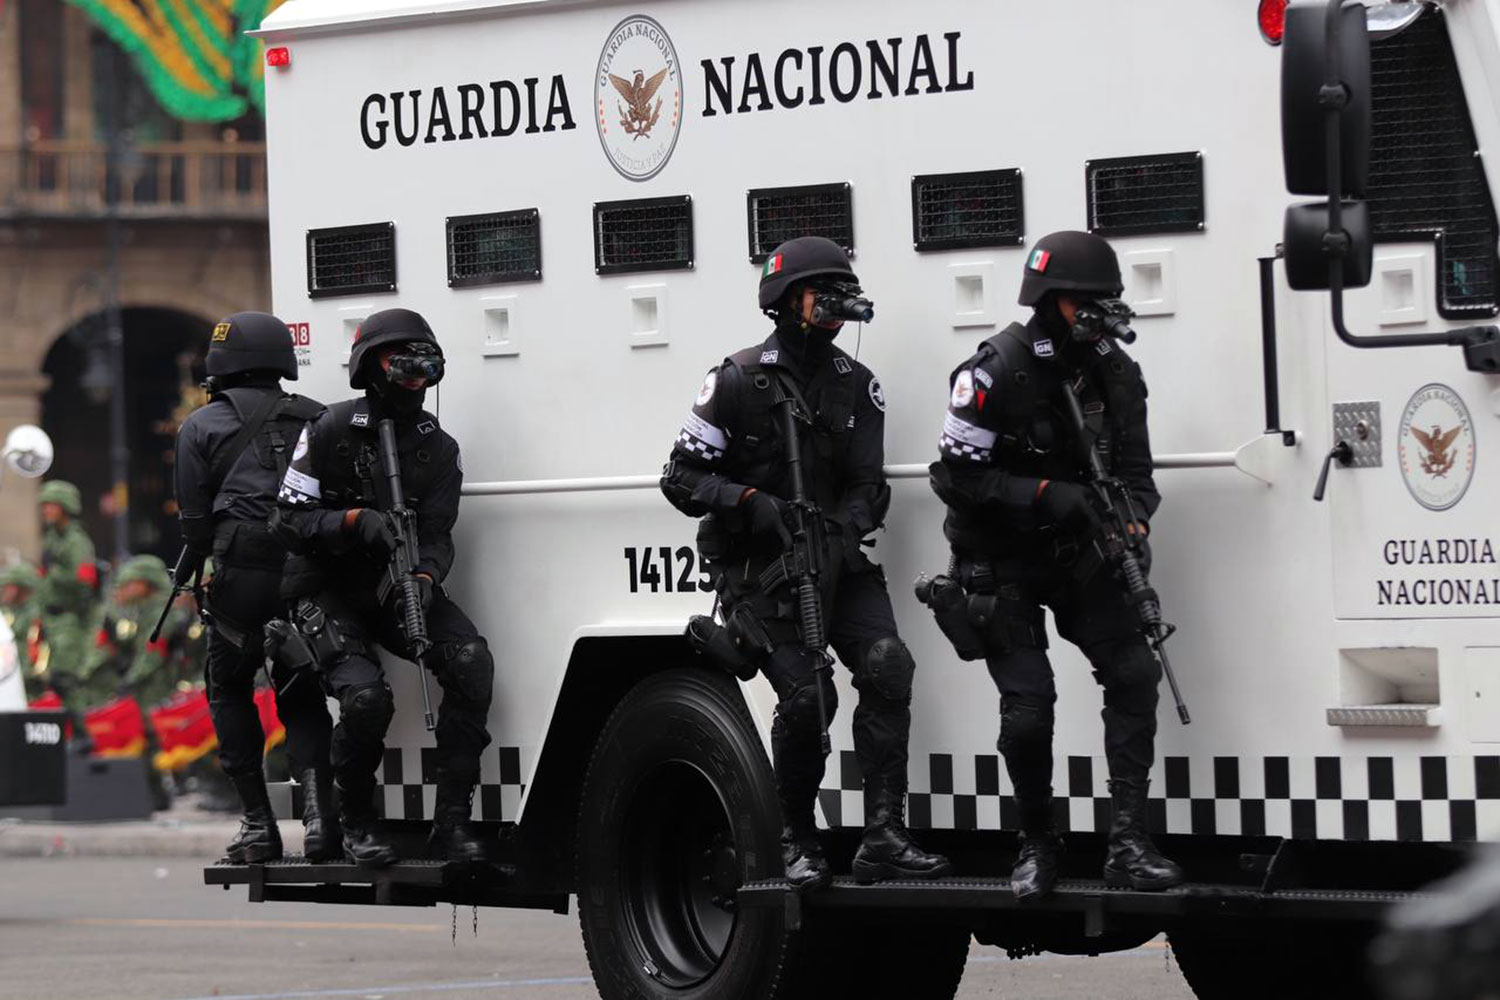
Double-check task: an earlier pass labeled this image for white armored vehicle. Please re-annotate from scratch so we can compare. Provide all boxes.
[209,1,1500,997]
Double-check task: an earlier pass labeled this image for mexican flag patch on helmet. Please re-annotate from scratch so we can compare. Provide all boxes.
[1028,249,1051,273]
[763,254,784,278]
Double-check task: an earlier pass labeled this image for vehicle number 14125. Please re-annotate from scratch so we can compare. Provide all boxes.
[624,546,713,594]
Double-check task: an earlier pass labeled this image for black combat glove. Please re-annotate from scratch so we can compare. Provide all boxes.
[1035,481,1099,534]
[415,574,435,611]
[352,510,396,555]
[741,490,792,551]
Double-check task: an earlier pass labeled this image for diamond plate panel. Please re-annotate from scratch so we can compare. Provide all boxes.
[1333,401,1382,468]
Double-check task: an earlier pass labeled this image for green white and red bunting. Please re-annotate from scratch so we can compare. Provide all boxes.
[763,254,784,278]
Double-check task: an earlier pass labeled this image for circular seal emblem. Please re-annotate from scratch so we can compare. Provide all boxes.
[1397,382,1476,511]
[595,15,683,182]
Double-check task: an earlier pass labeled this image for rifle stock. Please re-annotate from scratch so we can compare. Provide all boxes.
[375,419,436,731]
[1058,380,1191,726]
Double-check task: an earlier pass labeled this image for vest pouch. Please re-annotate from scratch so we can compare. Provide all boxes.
[685,614,759,682]
[914,573,987,661]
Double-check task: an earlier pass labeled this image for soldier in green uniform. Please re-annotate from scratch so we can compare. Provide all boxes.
[36,480,100,749]
[86,554,184,809]
[0,562,44,700]
[88,555,193,708]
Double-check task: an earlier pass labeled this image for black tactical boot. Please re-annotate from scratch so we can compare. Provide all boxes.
[1103,778,1184,891]
[428,770,486,863]
[782,824,833,891]
[337,778,397,868]
[298,768,342,862]
[1010,797,1062,901]
[852,789,953,884]
[224,769,283,864]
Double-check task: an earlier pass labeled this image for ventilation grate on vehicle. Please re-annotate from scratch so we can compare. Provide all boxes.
[746,183,854,264]
[593,195,694,276]
[1086,152,1204,237]
[447,210,542,288]
[306,222,396,299]
[912,169,1024,252]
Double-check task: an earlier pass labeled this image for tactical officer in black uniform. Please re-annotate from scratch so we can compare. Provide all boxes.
[662,236,951,890]
[272,308,492,867]
[174,312,334,863]
[927,231,1183,899]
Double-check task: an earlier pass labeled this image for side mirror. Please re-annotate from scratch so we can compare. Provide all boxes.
[1283,201,1373,290]
[1282,1,1370,196]
[3,425,54,479]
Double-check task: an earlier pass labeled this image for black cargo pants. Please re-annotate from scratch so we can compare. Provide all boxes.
[960,553,1162,803]
[721,548,915,831]
[205,521,331,778]
[315,588,494,793]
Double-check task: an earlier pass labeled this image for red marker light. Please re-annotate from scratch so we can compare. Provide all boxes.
[266,46,291,68]
[1258,0,1287,45]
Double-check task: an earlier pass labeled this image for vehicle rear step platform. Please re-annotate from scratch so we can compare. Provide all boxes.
[736,876,1419,929]
[204,855,566,912]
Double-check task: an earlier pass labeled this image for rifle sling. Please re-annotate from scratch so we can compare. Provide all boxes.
[207,390,283,497]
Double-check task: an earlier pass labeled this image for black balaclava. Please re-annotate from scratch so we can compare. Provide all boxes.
[772,283,839,371]
[361,353,428,419]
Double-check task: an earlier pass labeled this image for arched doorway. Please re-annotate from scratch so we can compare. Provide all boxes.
[41,307,211,563]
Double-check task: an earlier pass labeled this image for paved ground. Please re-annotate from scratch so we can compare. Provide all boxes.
[0,856,1197,1000]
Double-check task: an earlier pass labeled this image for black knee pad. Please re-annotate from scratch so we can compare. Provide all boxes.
[778,677,837,735]
[340,682,394,743]
[862,637,915,703]
[998,701,1055,757]
[441,638,494,705]
[1092,639,1162,691]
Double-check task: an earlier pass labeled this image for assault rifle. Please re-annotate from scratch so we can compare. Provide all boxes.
[757,382,832,757]
[1058,380,1191,726]
[150,545,205,644]
[374,418,437,731]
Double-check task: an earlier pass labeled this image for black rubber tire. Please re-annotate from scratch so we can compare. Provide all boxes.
[1171,923,1378,1000]
[577,669,790,1000]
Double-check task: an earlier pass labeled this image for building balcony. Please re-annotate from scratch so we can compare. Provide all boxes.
[0,140,267,221]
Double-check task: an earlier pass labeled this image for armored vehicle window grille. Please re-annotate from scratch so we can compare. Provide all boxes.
[1369,10,1499,318]
[593,196,694,275]
[911,169,1024,252]
[1086,152,1204,236]
[746,183,854,264]
[447,210,541,287]
[306,222,396,299]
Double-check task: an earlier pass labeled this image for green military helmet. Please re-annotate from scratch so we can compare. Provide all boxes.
[0,562,40,593]
[113,554,172,594]
[38,480,82,517]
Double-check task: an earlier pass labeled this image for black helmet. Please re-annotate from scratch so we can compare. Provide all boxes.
[1017,231,1123,307]
[205,311,297,380]
[757,236,859,312]
[348,308,443,390]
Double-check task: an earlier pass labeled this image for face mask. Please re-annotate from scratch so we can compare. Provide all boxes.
[372,381,427,417]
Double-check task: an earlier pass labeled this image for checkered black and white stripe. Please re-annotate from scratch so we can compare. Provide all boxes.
[675,431,725,462]
[280,744,529,823]
[940,412,995,464]
[817,752,1500,843]
[676,413,729,463]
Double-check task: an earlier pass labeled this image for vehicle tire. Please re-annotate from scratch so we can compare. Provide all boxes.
[577,668,791,1000]
[1171,922,1378,1000]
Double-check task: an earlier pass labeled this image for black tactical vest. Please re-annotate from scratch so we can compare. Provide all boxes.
[723,345,858,509]
[213,387,325,519]
[315,399,443,513]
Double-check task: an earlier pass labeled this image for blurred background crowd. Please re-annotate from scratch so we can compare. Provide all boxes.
[0,0,291,811]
